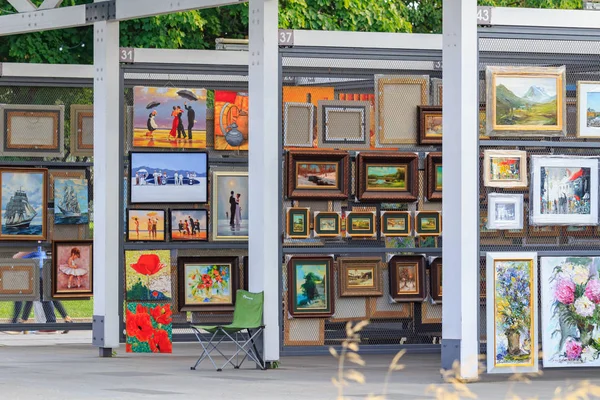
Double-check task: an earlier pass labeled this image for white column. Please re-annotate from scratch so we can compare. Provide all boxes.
[92,10,120,355]
[441,0,479,379]
[248,0,280,362]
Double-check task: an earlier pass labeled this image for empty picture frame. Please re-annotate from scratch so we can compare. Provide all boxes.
[0,104,65,157]
[0,258,39,301]
[431,78,443,106]
[375,75,429,145]
[70,104,94,157]
[317,100,371,149]
[283,102,315,147]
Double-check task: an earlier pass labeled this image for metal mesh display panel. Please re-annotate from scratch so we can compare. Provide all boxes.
[0,82,94,330]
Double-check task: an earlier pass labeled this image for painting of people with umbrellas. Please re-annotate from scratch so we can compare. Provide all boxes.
[133,86,207,149]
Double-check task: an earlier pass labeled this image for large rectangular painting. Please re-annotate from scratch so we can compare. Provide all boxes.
[211,171,248,241]
[287,256,334,318]
[126,303,172,353]
[486,252,538,374]
[125,250,171,301]
[169,209,207,241]
[0,168,47,241]
[52,241,93,299]
[541,257,600,367]
[176,256,238,312]
[54,178,89,225]
[486,66,566,137]
[286,150,349,199]
[129,152,208,204]
[356,152,418,202]
[531,156,598,225]
[126,209,166,242]
[214,91,249,151]
[133,86,207,149]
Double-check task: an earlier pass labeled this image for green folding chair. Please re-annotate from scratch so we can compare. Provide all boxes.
[190,290,266,371]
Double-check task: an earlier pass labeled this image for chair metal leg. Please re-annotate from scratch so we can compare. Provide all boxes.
[219,328,266,370]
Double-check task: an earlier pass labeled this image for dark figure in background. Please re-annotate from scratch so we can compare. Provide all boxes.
[184,102,195,140]
[189,216,196,235]
[176,106,186,139]
[229,191,236,227]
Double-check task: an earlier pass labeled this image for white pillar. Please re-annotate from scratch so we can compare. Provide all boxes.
[441,0,479,379]
[92,10,120,355]
[248,0,280,362]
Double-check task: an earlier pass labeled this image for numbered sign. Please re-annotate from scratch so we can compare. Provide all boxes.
[477,6,492,25]
[278,29,294,47]
[119,47,134,63]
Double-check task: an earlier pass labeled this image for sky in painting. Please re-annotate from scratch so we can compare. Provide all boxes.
[55,178,88,213]
[171,210,207,227]
[133,86,207,130]
[131,152,207,175]
[587,92,600,111]
[367,166,402,176]
[495,76,557,98]
[1,172,44,225]
[216,175,248,220]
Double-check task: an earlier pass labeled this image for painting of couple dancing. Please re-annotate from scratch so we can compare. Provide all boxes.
[133,86,207,149]
[212,171,248,241]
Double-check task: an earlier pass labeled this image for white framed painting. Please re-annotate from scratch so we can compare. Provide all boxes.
[486,252,538,374]
[541,257,600,368]
[577,81,600,138]
[487,194,523,230]
[530,156,598,226]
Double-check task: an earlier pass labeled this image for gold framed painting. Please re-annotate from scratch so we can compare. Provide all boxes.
[486,66,566,137]
[313,211,341,238]
[380,211,411,237]
[211,171,248,241]
[286,207,310,239]
[345,211,376,238]
[414,211,442,237]
[337,257,383,297]
[483,150,528,188]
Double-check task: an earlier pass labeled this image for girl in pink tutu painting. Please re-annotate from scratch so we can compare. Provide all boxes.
[59,248,88,289]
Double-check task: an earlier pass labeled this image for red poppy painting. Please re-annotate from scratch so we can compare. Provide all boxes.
[126,303,172,353]
[125,250,171,301]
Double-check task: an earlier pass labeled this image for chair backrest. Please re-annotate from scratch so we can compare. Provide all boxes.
[231,290,264,328]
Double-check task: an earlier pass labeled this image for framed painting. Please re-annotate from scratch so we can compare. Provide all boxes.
[375,75,429,145]
[286,207,310,239]
[430,258,442,302]
[356,152,418,202]
[286,150,349,200]
[380,211,411,237]
[540,257,600,367]
[126,303,172,353]
[129,152,208,204]
[169,209,208,242]
[337,257,383,297]
[486,66,566,137]
[133,86,207,149]
[211,171,248,241]
[317,100,370,149]
[177,256,238,312]
[577,81,600,138]
[54,178,89,225]
[483,150,528,188]
[487,194,524,230]
[70,104,93,157]
[530,156,598,225]
[49,169,86,201]
[418,106,443,145]
[479,104,489,140]
[214,90,249,151]
[0,104,64,157]
[287,256,334,318]
[425,152,442,201]
[283,102,315,148]
[505,208,527,238]
[415,211,442,237]
[345,211,376,238]
[313,211,341,238]
[125,250,171,302]
[529,224,559,237]
[431,78,443,106]
[563,225,594,237]
[388,255,426,302]
[0,259,39,300]
[486,252,538,374]
[126,209,166,242]
[52,240,93,299]
[480,212,498,238]
[0,168,47,241]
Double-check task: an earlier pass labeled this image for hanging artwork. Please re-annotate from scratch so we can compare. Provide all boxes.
[70,104,94,157]
[287,256,334,318]
[52,241,93,299]
[126,209,166,242]
[133,86,207,149]
[430,258,442,302]
[313,211,341,238]
[356,152,419,202]
[415,211,442,237]
[316,100,371,149]
[577,81,600,138]
[425,152,442,201]
[125,250,171,301]
[126,303,172,353]
[487,194,524,230]
[169,209,207,242]
[286,207,310,239]
[214,90,249,150]
[418,106,443,145]
[483,150,528,188]
[0,168,47,241]
[129,152,208,204]
[54,178,89,225]
[286,150,350,200]
[211,171,248,241]
[486,66,566,137]
[486,252,538,373]
[380,211,411,237]
[388,255,426,302]
[530,156,598,225]
[338,257,383,297]
[0,259,39,300]
[345,211,377,238]
[282,86,335,148]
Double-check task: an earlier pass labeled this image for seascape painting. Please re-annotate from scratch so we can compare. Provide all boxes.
[54,178,88,225]
[296,163,338,189]
[170,209,207,241]
[130,152,207,204]
[126,303,172,353]
[494,76,558,126]
[0,169,46,240]
[53,241,92,298]
[541,257,600,368]
[366,165,406,191]
[125,250,171,301]
[127,210,165,241]
[214,91,249,150]
[212,172,248,241]
[133,86,207,149]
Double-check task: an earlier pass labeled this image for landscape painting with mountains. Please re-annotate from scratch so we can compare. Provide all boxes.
[495,76,558,127]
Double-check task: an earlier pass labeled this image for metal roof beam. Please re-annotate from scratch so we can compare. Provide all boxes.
[114,0,245,21]
[6,0,36,12]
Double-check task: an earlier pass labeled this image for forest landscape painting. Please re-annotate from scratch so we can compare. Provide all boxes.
[288,258,333,317]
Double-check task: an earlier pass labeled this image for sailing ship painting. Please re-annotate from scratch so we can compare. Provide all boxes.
[0,169,47,240]
[54,178,89,225]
